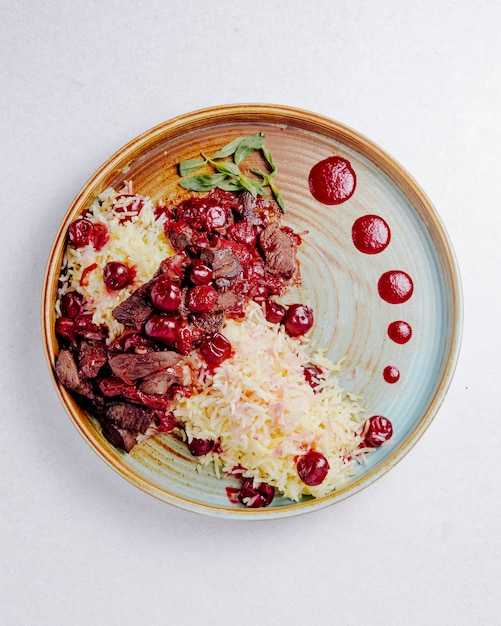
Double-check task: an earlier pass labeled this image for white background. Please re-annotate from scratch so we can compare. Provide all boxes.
[1,1,500,624]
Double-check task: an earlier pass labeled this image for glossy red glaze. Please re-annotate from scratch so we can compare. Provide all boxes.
[383,365,400,384]
[352,214,391,254]
[308,156,356,205]
[388,320,412,344]
[378,270,414,304]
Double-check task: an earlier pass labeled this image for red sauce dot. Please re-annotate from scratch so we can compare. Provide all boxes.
[378,270,414,304]
[308,156,356,205]
[352,214,391,254]
[388,320,412,344]
[383,365,400,383]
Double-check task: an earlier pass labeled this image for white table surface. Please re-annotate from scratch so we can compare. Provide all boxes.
[2,1,500,624]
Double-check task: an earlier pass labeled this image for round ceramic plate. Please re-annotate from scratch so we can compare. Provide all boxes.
[42,104,462,518]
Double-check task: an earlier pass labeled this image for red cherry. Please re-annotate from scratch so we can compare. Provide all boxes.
[363,416,393,447]
[68,217,94,248]
[144,314,180,345]
[238,478,275,508]
[189,260,213,285]
[199,332,232,365]
[228,222,257,246]
[264,299,287,324]
[187,285,218,313]
[103,262,134,290]
[187,438,215,456]
[91,222,109,250]
[283,304,314,337]
[150,277,182,312]
[60,291,83,319]
[296,451,330,486]
[204,205,227,230]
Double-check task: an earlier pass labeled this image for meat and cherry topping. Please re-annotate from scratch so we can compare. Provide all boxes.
[56,188,304,465]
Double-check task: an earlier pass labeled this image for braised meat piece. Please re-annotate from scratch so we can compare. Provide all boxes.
[112,284,154,328]
[235,191,262,225]
[55,349,81,391]
[55,348,103,409]
[200,247,242,281]
[191,311,224,335]
[138,366,184,395]
[78,340,108,379]
[216,291,240,311]
[109,351,182,384]
[259,222,297,279]
[105,402,153,434]
[166,220,194,252]
[100,422,138,453]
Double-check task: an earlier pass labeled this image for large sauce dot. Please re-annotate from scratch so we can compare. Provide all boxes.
[352,214,391,254]
[388,320,412,344]
[308,156,356,205]
[378,270,414,304]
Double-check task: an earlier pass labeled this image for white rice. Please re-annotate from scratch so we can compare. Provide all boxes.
[173,301,369,501]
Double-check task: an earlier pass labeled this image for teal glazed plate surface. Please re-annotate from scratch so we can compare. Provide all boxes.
[42,105,463,518]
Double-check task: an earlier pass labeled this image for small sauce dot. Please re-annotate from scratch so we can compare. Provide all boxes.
[388,320,412,344]
[352,214,391,254]
[308,156,356,205]
[378,270,414,304]
[383,365,400,383]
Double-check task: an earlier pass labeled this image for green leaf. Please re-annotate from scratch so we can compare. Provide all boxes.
[178,158,206,176]
[261,145,277,174]
[179,173,228,192]
[234,133,266,164]
[211,136,246,159]
[211,160,242,177]
[216,178,245,192]
[250,168,285,213]
[237,174,266,198]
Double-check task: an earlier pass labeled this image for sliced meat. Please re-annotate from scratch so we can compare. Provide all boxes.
[216,291,240,311]
[259,222,297,279]
[55,348,103,407]
[112,285,154,328]
[109,351,182,384]
[235,191,262,225]
[55,349,81,391]
[138,366,184,395]
[166,220,194,252]
[78,340,108,379]
[200,247,242,280]
[105,402,153,434]
[100,422,138,453]
[154,253,187,283]
[191,311,224,335]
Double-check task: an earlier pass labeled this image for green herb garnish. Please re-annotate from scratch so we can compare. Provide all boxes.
[178,133,285,212]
